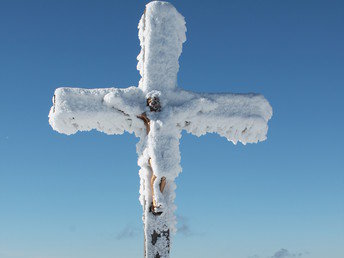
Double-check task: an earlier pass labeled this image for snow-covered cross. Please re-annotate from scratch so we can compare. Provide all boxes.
[49,2,272,258]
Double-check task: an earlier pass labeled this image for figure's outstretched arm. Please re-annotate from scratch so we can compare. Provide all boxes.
[172,90,273,144]
[49,87,146,136]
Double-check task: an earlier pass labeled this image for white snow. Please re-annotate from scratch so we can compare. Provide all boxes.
[167,89,272,144]
[48,1,272,257]
[49,87,146,136]
[137,1,186,93]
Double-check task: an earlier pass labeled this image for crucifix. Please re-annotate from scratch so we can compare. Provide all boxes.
[49,1,272,258]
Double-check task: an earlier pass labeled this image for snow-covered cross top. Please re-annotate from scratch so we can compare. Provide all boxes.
[49,2,272,258]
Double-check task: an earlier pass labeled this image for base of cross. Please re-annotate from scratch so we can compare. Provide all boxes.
[151,229,170,258]
[144,211,171,258]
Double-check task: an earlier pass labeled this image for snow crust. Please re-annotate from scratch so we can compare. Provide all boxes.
[50,87,272,144]
[168,89,272,144]
[48,1,272,257]
[137,1,186,93]
[49,87,146,136]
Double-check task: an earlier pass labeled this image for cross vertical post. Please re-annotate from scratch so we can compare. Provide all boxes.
[49,2,272,258]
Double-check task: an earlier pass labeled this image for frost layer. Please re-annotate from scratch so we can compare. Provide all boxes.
[48,1,272,258]
[137,1,186,93]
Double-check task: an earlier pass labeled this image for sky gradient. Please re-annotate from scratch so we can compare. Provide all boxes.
[0,0,343,258]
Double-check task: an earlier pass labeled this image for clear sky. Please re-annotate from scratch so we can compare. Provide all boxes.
[0,0,343,258]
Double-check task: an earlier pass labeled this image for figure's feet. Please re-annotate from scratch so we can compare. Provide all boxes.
[150,203,163,216]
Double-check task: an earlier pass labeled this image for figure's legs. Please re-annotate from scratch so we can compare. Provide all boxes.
[137,116,171,258]
[147,158,170,257]
[150,164,167,215]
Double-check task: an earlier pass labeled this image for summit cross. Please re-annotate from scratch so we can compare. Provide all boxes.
[49,2,272,258]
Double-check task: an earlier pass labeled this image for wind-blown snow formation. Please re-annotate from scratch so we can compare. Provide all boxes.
[49,87,145,136]
[137,1,186,93]
[48,1,272,257]
[49,87,271,143]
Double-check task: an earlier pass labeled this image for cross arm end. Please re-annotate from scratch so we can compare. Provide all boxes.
[49,87,145,136]
[174,91,272,145]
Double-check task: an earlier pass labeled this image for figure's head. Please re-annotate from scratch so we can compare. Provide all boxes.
[146,90,162,112]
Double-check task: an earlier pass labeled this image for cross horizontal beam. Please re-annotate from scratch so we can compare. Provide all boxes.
[49,87,272,145]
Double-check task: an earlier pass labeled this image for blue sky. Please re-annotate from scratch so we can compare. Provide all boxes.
[0,0,343,258]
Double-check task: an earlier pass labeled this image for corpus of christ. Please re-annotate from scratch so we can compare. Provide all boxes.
[49,1,272,258]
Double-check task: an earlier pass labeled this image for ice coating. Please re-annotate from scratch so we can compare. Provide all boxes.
[48,1,273,257]
[49,87,272,144]
[48,87,146,136]
[166,89,273,144]
[137,1,186,93]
